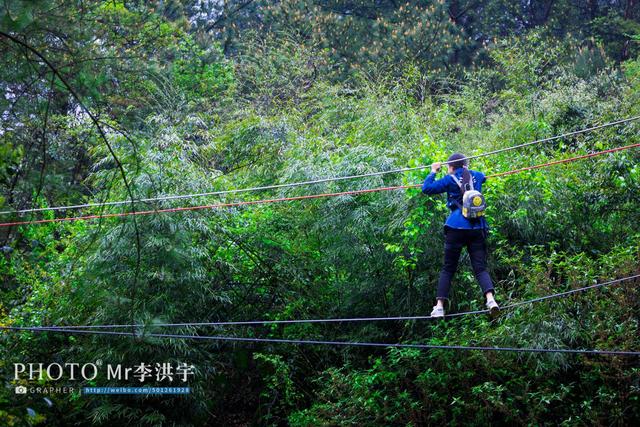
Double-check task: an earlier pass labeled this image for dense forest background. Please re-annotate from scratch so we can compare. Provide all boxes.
[1,0,640,425]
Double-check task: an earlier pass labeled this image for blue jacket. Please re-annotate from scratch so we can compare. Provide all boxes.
[421,168,488,230]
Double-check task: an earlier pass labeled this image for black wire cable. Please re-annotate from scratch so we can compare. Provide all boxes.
[2,326,639,356]
[1,274,639,356]
[5,274,637,330]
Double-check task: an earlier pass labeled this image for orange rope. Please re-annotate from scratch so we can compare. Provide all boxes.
[1,142,638,228]
[488,142,640,178]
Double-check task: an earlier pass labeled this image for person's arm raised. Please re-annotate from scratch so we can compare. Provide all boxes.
[422,163,450,194]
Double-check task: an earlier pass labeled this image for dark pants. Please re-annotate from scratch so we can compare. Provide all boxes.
[437,227,494,300]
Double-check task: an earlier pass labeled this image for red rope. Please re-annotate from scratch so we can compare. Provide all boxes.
[488,141,640,178]
[1,142,638,228]
[0,185,419,227]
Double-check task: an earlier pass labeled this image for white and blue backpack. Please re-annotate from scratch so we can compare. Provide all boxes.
[450,168,486,219]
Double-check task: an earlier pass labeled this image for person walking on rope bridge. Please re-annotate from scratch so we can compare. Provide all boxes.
[422,152,499,318]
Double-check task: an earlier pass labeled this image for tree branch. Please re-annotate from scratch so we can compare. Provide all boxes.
[0,30,142,338]
[206,0,256,32]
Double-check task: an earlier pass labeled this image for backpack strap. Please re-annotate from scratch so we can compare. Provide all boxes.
[450,174,462,189]
[452,169,475,191]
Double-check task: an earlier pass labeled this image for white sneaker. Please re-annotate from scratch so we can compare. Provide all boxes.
[486,299,500,317]
[430,306,445,318]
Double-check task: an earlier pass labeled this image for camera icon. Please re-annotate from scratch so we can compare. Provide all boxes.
[15,385,27,394]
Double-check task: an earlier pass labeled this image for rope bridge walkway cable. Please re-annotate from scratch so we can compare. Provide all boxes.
[3,274,638,330]
[1,115,639,216]
[1,141,639,228]
[1,325,639,356]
